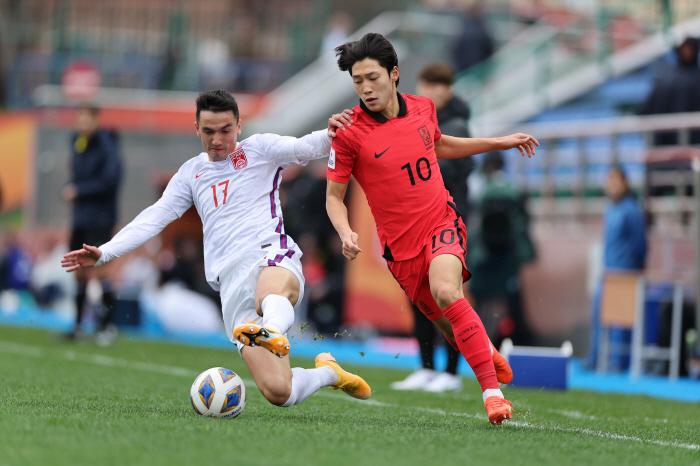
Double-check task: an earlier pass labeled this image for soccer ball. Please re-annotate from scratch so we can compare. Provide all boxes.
[190,367,247,418]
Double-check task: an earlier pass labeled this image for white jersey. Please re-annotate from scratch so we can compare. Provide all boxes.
[96,130,332,291]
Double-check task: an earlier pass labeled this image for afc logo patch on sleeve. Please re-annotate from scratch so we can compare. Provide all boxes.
[229,148,248,170]
[417,125,432,146]
[328,148,336,169]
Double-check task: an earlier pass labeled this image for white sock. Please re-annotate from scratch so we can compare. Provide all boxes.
[281,366,339,407]
[482,388,504,403]
[261,294,295,334]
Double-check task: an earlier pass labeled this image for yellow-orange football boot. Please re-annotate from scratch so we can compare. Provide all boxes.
[233,320,290,358]
[490,341,513,384]
[484,396,513,426]
[315,352,372,400]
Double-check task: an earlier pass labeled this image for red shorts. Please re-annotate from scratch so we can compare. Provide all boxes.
[387,206,471,321]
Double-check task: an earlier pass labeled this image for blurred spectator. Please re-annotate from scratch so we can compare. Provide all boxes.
[392,63,474,392]
[63,104,121,344]
[29,230,74,314]
[584,165,647,371]
[319,11,353,60]
[0,231,32,292]
[639,37,700,146]
[451,2,494,73]
[159,236,221,307]
[466,151,536,348]
[416,63,473,216]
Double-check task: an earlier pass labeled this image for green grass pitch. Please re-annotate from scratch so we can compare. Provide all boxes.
[1,325,698,466]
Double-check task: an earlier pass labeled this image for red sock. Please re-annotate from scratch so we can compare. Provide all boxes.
[442,298,498,391]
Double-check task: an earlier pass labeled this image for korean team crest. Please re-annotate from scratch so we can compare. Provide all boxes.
[417,125,432,146]
[229,148,248,170]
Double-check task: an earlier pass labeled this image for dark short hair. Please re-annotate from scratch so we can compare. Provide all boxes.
[418,63,455,86]
[335,33,400,86]
[76,103,100,117]
[195,90,239,122]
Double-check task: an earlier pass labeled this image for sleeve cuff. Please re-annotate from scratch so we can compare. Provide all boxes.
[326,172,351,184]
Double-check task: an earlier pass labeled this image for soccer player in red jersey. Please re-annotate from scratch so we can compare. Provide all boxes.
[326,33,539,425]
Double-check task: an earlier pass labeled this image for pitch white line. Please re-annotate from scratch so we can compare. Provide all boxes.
[335,395,700,451]
[2,340,697,451]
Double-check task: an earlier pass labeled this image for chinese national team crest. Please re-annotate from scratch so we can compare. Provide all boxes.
[229,148,248,170]
[417,125,432,146]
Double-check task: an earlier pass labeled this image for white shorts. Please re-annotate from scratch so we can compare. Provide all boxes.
[219,247,304,355]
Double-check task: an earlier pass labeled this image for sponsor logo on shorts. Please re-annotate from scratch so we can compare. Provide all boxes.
[417,301,433,315]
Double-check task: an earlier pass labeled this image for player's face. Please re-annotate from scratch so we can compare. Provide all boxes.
[351,59,399,115]
[416,80,452,111]
[195,110,242,162]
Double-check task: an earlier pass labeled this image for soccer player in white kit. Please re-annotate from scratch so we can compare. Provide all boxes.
[62,90,371,407]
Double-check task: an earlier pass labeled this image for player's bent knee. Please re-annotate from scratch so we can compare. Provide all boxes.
[259,380,292,406]
[255,289,298,313]
[431,283,462,309]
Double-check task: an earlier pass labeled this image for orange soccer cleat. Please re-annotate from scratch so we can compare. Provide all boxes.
[233,320,290,358]
[315,352,372,400]
[491,341,513,384]
[484,396,513,426]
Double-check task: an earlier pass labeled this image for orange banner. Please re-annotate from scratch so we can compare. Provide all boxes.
[0,114,35,218]
[343,180,413,334]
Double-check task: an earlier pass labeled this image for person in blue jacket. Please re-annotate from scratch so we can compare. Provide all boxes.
[62,104,121,345]
[585,165,647,370]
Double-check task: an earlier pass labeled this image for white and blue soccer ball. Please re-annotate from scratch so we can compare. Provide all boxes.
[190,367,247,418]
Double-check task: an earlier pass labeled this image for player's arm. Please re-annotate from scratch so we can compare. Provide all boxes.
[435,133,539,159]
[62,166,193,272]
[288,109,355,162]
[61,202,179,272]
[326,179,362,260]
[261,109,354,166]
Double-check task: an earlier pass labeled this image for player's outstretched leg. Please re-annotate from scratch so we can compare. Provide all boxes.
[233,319,290,358]
[315,352,372,400]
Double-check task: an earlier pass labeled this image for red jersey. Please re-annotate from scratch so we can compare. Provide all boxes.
[327,93,454,261]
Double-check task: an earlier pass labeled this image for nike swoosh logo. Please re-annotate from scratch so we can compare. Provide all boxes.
[462,333,476,343]
[195,170,210,179]
[374,147,390,158]
[432,246,447,254]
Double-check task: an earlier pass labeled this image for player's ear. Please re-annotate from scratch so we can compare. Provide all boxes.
[194,121,201,138]
[236,118,242,136]
[391,66,399,84]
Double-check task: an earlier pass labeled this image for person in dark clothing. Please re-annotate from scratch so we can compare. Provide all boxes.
[466,151,536,349]
[451,3,494,73]
[639,37,700,146]
[391,63,474,392]
[62,104,121,345]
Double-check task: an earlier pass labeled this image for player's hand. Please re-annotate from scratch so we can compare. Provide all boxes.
[61,244,102,272]
[328,109,354,138]
[496,133,539,158]
[340,231,362,260]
